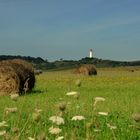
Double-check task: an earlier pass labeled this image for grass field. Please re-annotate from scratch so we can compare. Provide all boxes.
[0,67,140,140]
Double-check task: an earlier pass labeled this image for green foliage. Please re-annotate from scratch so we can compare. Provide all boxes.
[0,55,140,70]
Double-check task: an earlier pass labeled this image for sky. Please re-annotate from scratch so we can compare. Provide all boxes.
[0,0,140,61]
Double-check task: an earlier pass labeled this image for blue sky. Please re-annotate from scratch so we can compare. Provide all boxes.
[0,0,140,61]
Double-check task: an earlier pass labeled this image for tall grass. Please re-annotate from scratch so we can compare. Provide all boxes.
[0,68,140,139]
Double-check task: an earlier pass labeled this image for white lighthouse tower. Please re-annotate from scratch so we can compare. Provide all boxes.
[89,49,93,58]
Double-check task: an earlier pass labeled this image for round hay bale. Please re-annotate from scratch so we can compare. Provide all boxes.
[10,59,35,91]
[75,64,97,76]
[0,64,20,95]
[0,59,35,95]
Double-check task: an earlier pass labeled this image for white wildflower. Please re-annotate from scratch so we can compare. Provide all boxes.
[49,116,64,125]
[55,136,64,140]
[0,130,6,136]
[98,112,108,116]
[49,126,62,135]
[0,121,8,127]
[93,97,105,109]
[28,137,35,140]
[94,129,101,132]
[107,123,117,130]
[10,94,19,101]
[66,91,79,96]
[5,107,17,114]
[71,116,85,121]
[94,97,105,102]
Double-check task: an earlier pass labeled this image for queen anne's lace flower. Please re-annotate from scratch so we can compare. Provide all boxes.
[5,107,17,114]
[94,97,105,102]
[93,97,106,110]
[10,94,19,101]
[28,137,35,140]
[0,121,8,127]
[71,116,85,121]
[98,112,108,116]
[56,136,64,140]
[49,116,64,125]
[107,123,117,130]
[49,126,62,135]
[66,91,79,96]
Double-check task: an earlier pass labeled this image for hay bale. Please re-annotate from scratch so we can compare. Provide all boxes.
[0,59,35,95]
[130,69,134,72]
[75,64,97,76]
[10,59,35,91]
[0,65,20,95]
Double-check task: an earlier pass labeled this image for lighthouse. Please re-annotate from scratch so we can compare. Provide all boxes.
[89,49,93,58]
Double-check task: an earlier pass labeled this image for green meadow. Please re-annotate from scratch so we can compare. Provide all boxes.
[0,67,140,140]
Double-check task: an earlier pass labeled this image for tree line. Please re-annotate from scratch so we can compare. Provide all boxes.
[0,55,139,70]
